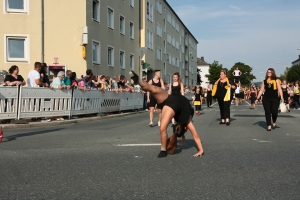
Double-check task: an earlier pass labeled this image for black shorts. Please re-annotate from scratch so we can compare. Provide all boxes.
[149,95,163,109]
[234,76,240,82]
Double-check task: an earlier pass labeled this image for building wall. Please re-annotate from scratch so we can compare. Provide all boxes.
[44,0,87,76]
[0,0,42,78]
[198,65,210,88]
[86,0,140,78]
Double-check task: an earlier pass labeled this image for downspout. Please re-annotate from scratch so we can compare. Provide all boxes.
[41,0,44,63]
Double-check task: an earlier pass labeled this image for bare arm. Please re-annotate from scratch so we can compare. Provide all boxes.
[160,79,165,90]
[147,80,152,101]
[276,79,284,101]
[168,83,172,95]
[180,83,184,95]
[186,121,204,157]
[255,82,265,103]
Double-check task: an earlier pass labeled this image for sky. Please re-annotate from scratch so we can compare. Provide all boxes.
[167,0,300,81]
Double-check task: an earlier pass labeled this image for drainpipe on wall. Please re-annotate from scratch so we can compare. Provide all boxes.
[41,0,44,63]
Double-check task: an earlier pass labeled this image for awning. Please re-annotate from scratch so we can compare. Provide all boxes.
[49,65,65,70]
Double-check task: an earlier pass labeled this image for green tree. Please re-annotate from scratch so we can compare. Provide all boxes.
[286,64,300,83]
[279,67,290,81]
[227,62,256,86]
[205,61,226,84]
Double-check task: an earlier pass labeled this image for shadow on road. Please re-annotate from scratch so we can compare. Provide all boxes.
[3,128,65,143]
[172,139,198,155]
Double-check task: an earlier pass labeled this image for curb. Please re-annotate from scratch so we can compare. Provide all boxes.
[0,110,146,130]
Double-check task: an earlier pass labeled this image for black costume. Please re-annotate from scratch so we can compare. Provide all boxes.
[149,78,163,109]
[206,90,212,107]
[262,80,280,126]
[214,81,236,120]
[282,87,289,104]
[171,84,181,96]
[163,95,194,125]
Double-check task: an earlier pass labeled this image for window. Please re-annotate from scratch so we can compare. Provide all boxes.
[120,50,125,69]
[5,0,28,13]
[146,1,153,22]
[129,0,134,7]
[172,55,175,66]
[172,36,175,47]
[164,40,166,54]
[107,8,114,29]
[175,22,179,32]
[171,17,175,28]
[92,40,100,64]
[156,0,162,14]
[176,58,179,67]
[163,19,166,32]
[92,0,100,22]
[167,53,171,64]
[167,33,171,44]
[129,54,134,70]
[120,15,125,35]
[156,47,162,60]
[5,35,29,62]
[108,46,114,67]
[167,11,171,23]
[146,29,153,49]
[156,23,162,37]
[175,40,179,50]
[129,22,134,39]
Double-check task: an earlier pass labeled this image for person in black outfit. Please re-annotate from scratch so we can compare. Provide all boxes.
[4,65,26,86]
[40,63,50,87]
[212,70,236,125]
[206,85,212,108]
[255,68,284,131]
[129,70,204,158]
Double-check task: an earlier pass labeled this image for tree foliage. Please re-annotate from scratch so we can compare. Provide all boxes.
[286,64,300,83]
[279,67,290,81]
[227,62,256,86]
[205,61,226,84]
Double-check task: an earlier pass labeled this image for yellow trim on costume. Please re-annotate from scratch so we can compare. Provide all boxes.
[212,77,231,101]
[267,79,277,90]
[194,101,201,105]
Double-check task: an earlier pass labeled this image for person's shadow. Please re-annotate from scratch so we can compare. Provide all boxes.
[253,121,280,129]
[172,139,200,155]
[3,128,65,142]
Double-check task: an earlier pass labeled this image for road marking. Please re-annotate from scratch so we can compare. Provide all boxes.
[253,139,272,143]
[114,143,161,146]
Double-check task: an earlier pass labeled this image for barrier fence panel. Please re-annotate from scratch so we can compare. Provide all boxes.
[133,93,144,110]
[100,91,121,113]
[71,89,102,116]
[120,92,135,111]
[0,87,19,120]
[18,87,72,119]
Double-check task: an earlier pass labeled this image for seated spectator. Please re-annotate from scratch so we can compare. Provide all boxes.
[51,71,66,89]
[4,65,26,86]
[40,63,50,88]
[64,70,72,89]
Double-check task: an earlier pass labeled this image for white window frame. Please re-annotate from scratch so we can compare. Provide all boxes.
[108,45,114,67]
[156,23,162,37]
[171,16,175,28]
[129,22,134,39]
[146,1,153,22]
[129,0,134,7]
[4,0,29,13]
[120,50,125,69]
[107,7,114,29]
[175,22,179,32]
[146,29,153,50]
[119,15,125,35]
[156,47,162,61]
[92,0,100,22]
[172,36,175,47]
[92,40,100,65]
[129,54,134,70]
[156,0,162,14]
[167,33,171,44]
[4,34,30,62]
[167,11,171,23]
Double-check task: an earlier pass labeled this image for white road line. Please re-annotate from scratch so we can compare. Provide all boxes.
[114,144,161,146]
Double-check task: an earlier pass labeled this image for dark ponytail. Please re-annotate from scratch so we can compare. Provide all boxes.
[167,123,186,154]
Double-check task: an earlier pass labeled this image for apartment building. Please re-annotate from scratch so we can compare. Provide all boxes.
[141,0,198,85]
[1,0,197,85]
[197,57,210,88]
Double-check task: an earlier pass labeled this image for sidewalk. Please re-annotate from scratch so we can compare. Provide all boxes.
[0,110,146,130]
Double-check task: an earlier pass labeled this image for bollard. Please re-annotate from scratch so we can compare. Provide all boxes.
[0,127,3,142]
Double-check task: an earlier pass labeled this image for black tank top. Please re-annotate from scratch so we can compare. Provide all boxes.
[207,90,212,97]
[264,80,278,98]
[151,78,161,87]
[195,93,201,101]
[250,92,256,98]
[171,84,181,96]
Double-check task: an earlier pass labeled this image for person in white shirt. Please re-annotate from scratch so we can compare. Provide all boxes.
[232,67,242,83]
[27,62,48,87]
[235,83,241,106]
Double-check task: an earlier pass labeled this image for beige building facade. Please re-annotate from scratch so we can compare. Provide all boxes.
[1,0,197,85]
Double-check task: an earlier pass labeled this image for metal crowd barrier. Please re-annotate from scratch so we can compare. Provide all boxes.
[17,87,72,120]
[0,87,19,120]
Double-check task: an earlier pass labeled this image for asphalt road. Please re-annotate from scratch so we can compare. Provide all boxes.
[1,101,300,200]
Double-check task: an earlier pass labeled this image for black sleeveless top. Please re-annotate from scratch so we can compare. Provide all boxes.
[264,80,278,98]
[151,78,161,87]
[171,84,181,96]
[195,93,201,101]
[207,90,212,97]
